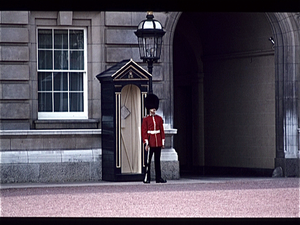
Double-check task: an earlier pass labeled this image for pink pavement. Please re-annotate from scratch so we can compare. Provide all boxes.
[1,177,299,217]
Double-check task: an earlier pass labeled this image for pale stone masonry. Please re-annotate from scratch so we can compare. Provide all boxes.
[0,11,30,130]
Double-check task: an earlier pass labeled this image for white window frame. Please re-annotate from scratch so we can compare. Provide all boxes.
[37,27,88,120]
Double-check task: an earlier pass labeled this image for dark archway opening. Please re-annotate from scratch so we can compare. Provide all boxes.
[173,12,276,177]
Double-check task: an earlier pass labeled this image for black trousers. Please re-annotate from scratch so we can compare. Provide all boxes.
[146,147,162,181]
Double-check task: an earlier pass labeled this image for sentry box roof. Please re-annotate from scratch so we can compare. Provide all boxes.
[96,58,152,83]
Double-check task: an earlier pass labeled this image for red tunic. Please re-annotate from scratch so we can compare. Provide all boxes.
[141,115,165,147]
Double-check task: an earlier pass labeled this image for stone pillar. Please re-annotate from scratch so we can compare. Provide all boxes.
[269,12,300,177]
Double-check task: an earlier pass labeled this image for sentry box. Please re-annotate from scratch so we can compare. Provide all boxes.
[96,59,152,181]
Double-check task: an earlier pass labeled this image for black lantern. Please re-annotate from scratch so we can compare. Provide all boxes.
[135,11,165,93]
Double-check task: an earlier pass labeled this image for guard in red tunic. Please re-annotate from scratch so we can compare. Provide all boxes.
[141,94,167,183]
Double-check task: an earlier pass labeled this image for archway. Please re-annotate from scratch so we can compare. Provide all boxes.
[173,12,276,176]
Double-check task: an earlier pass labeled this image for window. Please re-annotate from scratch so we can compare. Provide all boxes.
[37,28,87,119]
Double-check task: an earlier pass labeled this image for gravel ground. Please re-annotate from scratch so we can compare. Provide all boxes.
[0,178,299,217]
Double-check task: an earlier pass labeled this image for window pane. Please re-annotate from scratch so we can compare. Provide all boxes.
[37,28,86,117]
[54,30,68,49]
[70,51,84,70]
[54,72,68,91]
[70,93,83,112]
[54,93,68,112]
[70,72,83,91]
[38,50,53,70]
[38,29,52,49]
[54,50,68,70]
[38,72,52,91]
[38,93,52,112]
[70,30,84,49]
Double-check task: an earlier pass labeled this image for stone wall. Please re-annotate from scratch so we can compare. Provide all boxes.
[0,11,180,184]
[0,128,180,183]
[104,12,173,126]
[0,129,102,183]
[0,11,31,130]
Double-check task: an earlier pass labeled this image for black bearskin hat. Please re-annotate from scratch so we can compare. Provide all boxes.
[145,94,159,110]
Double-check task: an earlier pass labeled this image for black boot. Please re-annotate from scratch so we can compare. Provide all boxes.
[156,178,167,183]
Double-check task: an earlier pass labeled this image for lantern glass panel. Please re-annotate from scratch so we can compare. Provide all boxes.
[154,21,162,29]
[143,21,154,29]
[138,22,143,29]
[144,36,156,58]
[138,35,163,60]
[138,37,146,58]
